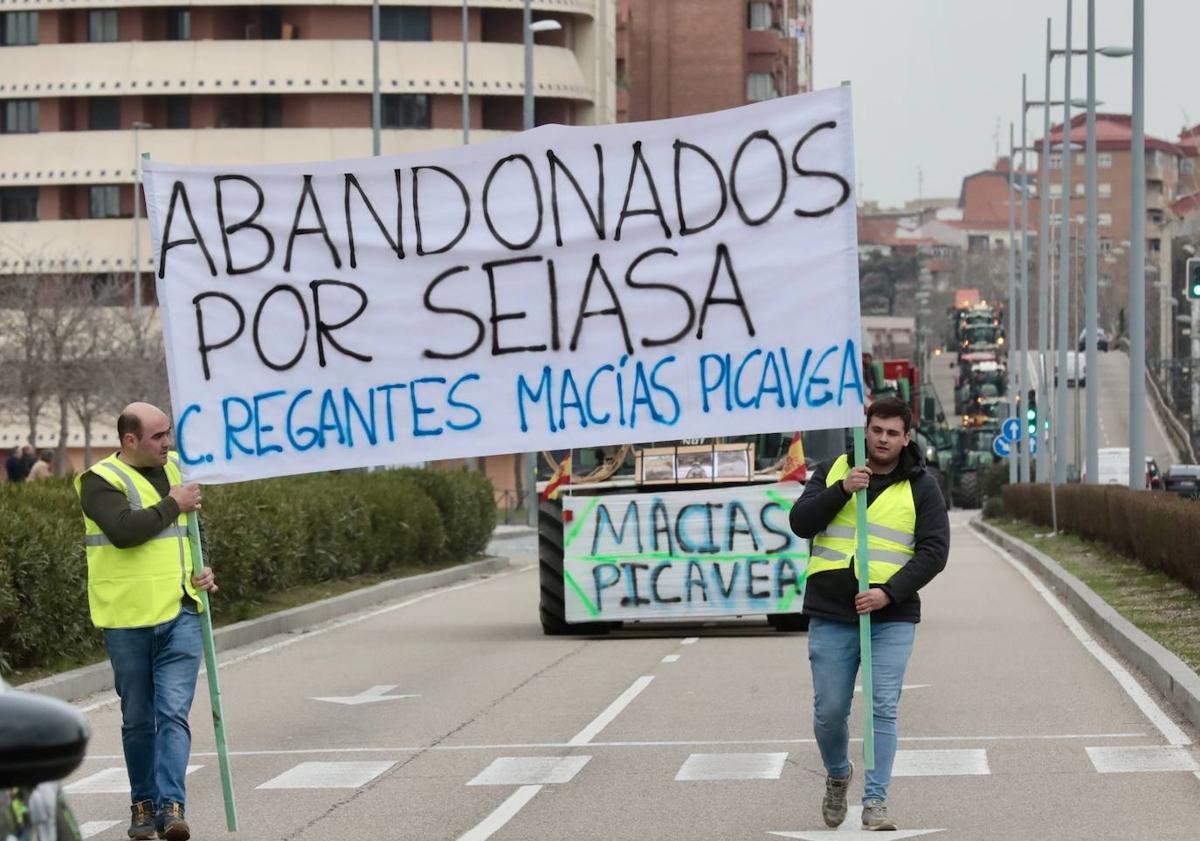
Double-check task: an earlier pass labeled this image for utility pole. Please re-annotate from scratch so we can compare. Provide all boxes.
[1128,0,1146,489]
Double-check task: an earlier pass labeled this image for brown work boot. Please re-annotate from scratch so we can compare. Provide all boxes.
[156,802,190,841]
[128,799,156,840]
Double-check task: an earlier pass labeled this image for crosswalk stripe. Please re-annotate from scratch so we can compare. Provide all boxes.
[257,760,396,789]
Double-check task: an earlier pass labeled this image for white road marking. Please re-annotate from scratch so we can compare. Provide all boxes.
[674,752,788,781]
[681,637,699,645]
[1085,745,1200,774]
[567,675,654,746]
[65,765,201,794]
[468,755,590,786]
[661,654,681,663]
[257,760,396,789]
[79,820,121,838]
[78,566,531,714]
[310,684,419,705]
[455,785,541,841]
[81,731,1147,761]
[854,684,929,694]
[892,749,990,777]
[975,530,1192,746]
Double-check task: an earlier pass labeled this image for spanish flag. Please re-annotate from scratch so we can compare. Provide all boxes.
[779,432,807,482]
[540,453,572,501]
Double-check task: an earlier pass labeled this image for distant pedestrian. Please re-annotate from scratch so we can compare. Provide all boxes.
[75,402,216,841]
[789,396,949,832]
[19,444,35,478]
[4,446,25,482]
[26,450,53,481]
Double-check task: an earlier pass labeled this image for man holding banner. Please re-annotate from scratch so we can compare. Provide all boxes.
[790,397,949,831]
[76,403,216,841]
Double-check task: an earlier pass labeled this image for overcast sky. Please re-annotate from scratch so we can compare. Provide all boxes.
[813,0,1200,208]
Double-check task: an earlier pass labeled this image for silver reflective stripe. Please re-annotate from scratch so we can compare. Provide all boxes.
[93,461,143,510]
[822,525,857,540]
[868,523,916,548]
[870,548,914,564]
[810,544,848,562]
[85,524,187,549]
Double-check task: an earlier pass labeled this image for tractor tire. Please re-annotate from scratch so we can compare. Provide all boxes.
[956,470,982,509]
[538,499,613,636]
[927,466,951,510]
[767,613,810,632]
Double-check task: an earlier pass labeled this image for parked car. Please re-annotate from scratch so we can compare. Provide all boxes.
[0,677,89,840]
[1078,328,1110,352]
[1164,464,1200,498]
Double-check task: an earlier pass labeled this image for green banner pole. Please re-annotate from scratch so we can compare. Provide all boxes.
[187,512,239,832]
[853,426,875,770]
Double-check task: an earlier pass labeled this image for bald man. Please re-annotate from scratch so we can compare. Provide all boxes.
[76,403,217,841]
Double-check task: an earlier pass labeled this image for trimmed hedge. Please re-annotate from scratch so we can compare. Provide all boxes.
[1002,482,1200,592]
[0,468,495,675]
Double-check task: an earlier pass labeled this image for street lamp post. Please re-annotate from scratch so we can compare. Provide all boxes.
[1019,75,1033,484]
[1128,0,1146,490]
[1038,18,1053,484]
[131,120,151,308]
[1007,122,1019,484]
[1054,0,1073,486]
[521,5,563,525]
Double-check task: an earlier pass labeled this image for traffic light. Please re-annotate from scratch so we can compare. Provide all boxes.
[1026,389,1037,437]
[1187,258,1200,301]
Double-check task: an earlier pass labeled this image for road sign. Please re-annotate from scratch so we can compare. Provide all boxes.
[1028,435,1038,456]
[1001,418,1023,443]
[992,435,1011,458]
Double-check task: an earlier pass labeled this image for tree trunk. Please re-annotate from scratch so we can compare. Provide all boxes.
[56,399,70,476]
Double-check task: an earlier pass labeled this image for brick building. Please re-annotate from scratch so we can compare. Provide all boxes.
[615,0,811,123]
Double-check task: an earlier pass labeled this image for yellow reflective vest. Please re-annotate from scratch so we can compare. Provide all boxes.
[807,454,917,586]
[75,452,201,629]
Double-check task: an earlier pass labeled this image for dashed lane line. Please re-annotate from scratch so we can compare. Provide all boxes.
[974,530,1192,746]
[455,785,541,841]
[568,676,655,746]
[80,731,1150,762]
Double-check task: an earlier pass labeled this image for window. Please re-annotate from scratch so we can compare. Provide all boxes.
[1183,159,1195,174]
[1049,182,1062,197]
[89,97,119,130]
[1075,152,1086,166]
[88,10,118,42]
[1098,182,1112,198]
[1,99,37,133]
[747,1,773,30]
[380,7,431,41]
[746,72,777,102]
[0,186,37,221]
[165,95,190,129]
[1149,209,1164,225]
[167,9,191,41]
[1,11,38,46]
[1098,212,1112,227]
[1048,153,1062,170]
[1098,152,1112,168]
[1074,183,1085,196]
[88,185,121,219]
[1099,238,1112,254]
[382,94,429,128]
[261,94,282,128]
[260,6,282,39]
[1049,212,1062,226]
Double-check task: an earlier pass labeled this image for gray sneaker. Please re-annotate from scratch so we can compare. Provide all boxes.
[862,798,898,831]
[821,761,854,828]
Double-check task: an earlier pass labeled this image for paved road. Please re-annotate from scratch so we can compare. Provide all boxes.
[64,519,1200,840]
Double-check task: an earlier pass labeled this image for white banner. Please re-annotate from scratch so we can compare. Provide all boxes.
[562,483,808,623]
[144,87,862,484]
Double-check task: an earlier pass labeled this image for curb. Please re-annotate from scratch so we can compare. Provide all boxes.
[22,555,511,703]
[489,525,535,541]
[971,517,1200,734]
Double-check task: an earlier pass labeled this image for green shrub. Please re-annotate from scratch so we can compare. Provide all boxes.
[1002,482,1200,592]
[0,468,494,676]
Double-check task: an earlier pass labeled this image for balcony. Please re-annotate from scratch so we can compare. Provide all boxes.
[0,40,591,102]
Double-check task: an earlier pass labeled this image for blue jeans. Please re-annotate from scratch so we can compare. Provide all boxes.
[103,608,201,808]
[808,616,916,803]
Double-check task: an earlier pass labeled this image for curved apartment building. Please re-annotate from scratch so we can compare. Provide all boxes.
[0,0,615,297]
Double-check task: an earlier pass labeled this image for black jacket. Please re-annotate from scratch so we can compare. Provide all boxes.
[789,441,949,623]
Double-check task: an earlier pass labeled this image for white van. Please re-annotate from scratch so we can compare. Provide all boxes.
[1096,447,1129,485]
[1055,351,1087,387]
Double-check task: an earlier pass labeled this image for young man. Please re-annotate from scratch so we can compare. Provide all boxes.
[789,397,949,831]
[76,402,216,841]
